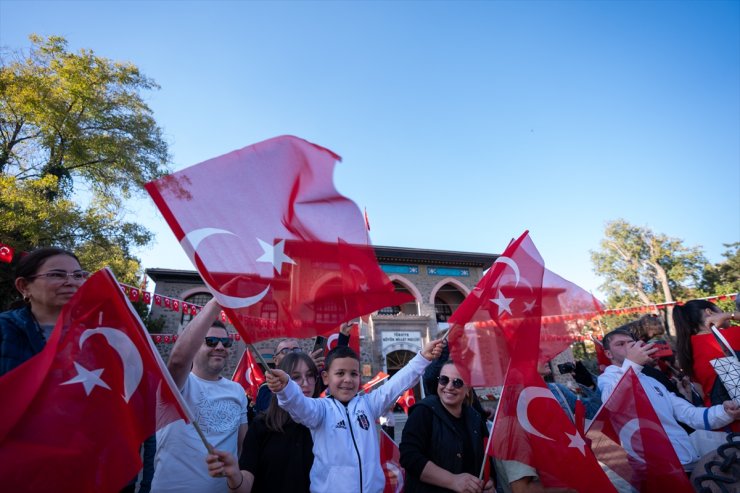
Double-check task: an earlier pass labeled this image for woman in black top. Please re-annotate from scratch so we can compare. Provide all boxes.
[401,360,494,493]
[206,351,321,492]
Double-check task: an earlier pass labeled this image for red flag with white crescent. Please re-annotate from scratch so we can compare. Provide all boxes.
[0,242,15,263]
[232,347,266,402]
[145,135,411,343]
[361,371,389,393]
[380,429,404,493]
[0,268,189,492]
[586,368,692,493]
[396,387,416,414]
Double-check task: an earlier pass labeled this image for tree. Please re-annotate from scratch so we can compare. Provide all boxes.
[590,219,707,335]
[699,242,740,312]
[0,35,170,309]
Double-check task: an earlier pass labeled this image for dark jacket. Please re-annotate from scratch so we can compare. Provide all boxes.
[0,305,45,377]
[400,395,487,493]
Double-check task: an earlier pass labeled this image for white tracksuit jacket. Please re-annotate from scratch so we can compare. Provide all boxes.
[276,352,431,493]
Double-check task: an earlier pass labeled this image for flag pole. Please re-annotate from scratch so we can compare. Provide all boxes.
[478,397,501,481]
[248,343,274,375]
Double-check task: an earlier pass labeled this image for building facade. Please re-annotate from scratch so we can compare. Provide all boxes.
[146,245,498,391]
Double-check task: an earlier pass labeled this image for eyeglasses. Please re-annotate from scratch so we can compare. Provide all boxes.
[438,375,465,389]
[29,271,90,282]
[204,336,233,348]
[275,347,302,356]
[291,372,317,384]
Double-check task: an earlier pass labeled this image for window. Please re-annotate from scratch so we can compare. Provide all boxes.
[181,292,213,325]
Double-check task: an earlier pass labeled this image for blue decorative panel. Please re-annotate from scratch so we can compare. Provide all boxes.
[380,264,419,275]
[427,267,470,277]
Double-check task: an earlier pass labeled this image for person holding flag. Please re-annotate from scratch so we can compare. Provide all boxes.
[152,298,248,493]
[206,351,321,492]
[400,360,493,493]
[0,247,88,376]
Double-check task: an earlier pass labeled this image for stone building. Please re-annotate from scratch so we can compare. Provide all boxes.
[146,245,497,393]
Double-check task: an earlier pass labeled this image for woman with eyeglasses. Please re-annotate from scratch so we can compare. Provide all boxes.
[400,360,494,493]
[206,351,321,492]
[0,247,87,376]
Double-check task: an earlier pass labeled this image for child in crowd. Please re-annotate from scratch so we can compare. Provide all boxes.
[266,339,443,493]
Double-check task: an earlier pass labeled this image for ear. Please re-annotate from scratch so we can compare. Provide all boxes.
[604,349,613,361]
[322,369,329,386]
[14,277,28,297]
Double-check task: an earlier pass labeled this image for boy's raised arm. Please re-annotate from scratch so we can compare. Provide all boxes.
[368,338,443,417]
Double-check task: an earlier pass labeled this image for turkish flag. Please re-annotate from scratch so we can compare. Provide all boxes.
[326,322,361,356]
[448,231,596,387]
[146,135,411,343]
[232,347,266,402]
[0,242,14,263]
[586,368,692,493]
[129,288,140,302]
[361,371,389,393]
[0,268,189,493]
[492,356,617,492]
[143,291,151,304]
[380,429,404,493]
[396,387,416,414]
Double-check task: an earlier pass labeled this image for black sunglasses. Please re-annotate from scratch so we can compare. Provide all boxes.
[204,336,233,348]
[275,347,302,356]
[438,375,465,389]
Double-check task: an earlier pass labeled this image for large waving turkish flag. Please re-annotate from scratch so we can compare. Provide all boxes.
[146,135,411,342]
[0,268,189,493]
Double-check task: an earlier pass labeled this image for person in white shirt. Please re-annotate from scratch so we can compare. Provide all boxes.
[597,327,740,471]
[151,299,248,493]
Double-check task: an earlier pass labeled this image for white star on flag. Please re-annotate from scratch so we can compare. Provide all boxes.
[61,361,111,396]
[490,289,513,316]
[257,238,296,274]
[522,299,537,313]
[565,431,586,455]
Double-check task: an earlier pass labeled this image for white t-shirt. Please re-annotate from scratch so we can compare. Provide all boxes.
[152,373,248,493]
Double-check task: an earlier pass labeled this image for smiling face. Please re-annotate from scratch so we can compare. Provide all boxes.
[15,254,85,314]
[437,363,468,414]
[193,326,230,379]
[322,356,360,404]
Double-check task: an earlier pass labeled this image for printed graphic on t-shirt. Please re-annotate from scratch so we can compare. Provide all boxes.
[194,391,242,434]
[335,419,347,429]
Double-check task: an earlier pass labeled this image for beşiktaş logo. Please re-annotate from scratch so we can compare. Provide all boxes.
[355,410,370,430]
[335,419,347,429]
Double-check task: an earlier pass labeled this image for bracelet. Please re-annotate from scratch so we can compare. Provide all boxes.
[227,473,244,491]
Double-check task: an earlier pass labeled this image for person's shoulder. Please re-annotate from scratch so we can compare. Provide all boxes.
[0,306,30,326]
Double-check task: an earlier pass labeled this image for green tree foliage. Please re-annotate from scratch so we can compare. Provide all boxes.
[0,35,170,310]
[698,242,740,312]
[591,219,707,335]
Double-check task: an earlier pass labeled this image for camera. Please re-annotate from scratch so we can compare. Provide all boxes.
[557,362,576,374]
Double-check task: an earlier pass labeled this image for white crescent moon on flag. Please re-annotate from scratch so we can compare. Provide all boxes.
[493,256,520,286]
[617,418,663,463]
[181,227,271,309]
[245,367,253,386]
[516,386,556,441]
[79,327,143,403]
[385,462,404,493]
[327,333,339,350]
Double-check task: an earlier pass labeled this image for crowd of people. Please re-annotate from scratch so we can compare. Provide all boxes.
[1,246,739,492]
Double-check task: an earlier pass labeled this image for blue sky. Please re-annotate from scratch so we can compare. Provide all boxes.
[1,0,738,298]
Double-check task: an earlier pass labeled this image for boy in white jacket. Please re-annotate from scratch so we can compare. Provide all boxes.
[268,340,443,493]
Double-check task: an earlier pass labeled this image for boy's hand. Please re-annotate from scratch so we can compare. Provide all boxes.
[340,319,357,336]
[625,340,657,366]
[421,338,444,360]
[722,400,740,420]
[266,369,289,393]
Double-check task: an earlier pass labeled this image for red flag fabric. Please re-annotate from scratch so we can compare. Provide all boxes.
[493,356,617,492]
[362,371,390,393]
[448,231,545,387]
[449,231,597,387]
[396,387,416,414]
[143,291,151,304]
[326,322,361,356]
[145,135,411,343]
[0,242,14,263]
[586,368,693,493]
[380,428,405,493]
[0,268,189,492]
[232,347,266,402]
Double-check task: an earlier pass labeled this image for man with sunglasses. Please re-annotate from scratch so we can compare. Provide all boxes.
[152,299,248,493]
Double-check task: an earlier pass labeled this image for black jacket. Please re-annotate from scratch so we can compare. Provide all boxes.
[400,395,487,493]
